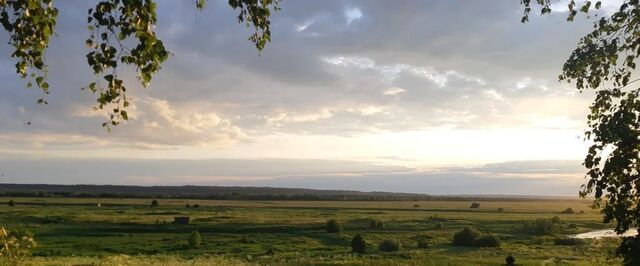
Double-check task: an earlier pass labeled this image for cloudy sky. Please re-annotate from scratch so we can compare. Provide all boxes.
[0,0,608,195]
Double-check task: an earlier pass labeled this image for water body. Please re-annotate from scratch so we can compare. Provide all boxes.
[573,229,638,239]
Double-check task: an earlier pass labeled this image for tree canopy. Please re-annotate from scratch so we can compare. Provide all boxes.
[0,0,279,127]
[522,0,640,261]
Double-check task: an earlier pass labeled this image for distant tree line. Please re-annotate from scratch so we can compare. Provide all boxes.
[0,184,585,202]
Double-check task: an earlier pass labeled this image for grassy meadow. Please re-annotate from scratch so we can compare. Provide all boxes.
[0,197,624,265]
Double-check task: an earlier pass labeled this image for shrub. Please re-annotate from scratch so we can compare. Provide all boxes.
[616,235,640,265]
[497,207,504,212]
[188,230,202,248]
[567,223,577,229]
[192,204,200,208]
[553,237,584,246]
[519,218,561,235]
[470,202,481,208]
[379,239,401,252]
[417,239,429,249]
[452,227,481,246]
[505,255,516,266]
[413,204,420,208]
[560,208,574,214]
[369,219,384,229]
[434,222,444,230]
[473,234,501,247]
[428,215,447,222]
[351,234,366,254]
[7,200,14,207]
[551,216,561,223]
[240,235,255,244]
[185,204,190,208]
[326,219,343,233]
[150,200,159,207]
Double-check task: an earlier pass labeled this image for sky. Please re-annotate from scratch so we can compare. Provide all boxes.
[0,0,610,196]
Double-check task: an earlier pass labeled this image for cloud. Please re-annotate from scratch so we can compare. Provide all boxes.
[442,160,583,175]
[0,0,599,194]
[344,7,363,24]
[383,87,406,96]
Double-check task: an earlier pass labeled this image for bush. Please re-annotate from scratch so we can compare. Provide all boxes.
[192,204,200,208]
[470,202,481,208]
[519,218,561,235]
[326,219,342,233]
[505,255,516,266]
[428,215,447,222]
[379,239,401,252]
[188,230,201,248]
[560,208,574,214]
[553,237,584,246]
[452,227,482,246]
[497,207,504,212]
[616,235,640,265]
[240,235,256,244]
[551,216,561,223]
[417,239,429,249]
[7,200,14,207]
[413,204,420,208]
[369,219,384,229]
[567,223,577,229]
[185,204,190,208]
[351,234,366,253]
[473,234,501,247]
[150,200,159,207]
[434,222,444,230]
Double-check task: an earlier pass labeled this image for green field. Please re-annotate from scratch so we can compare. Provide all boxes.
[0,197,624,265]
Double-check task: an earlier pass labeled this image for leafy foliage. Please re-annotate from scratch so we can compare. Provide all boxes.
[378,239,400,252]
[326,219,342,233]
[417,239,429,249]
[150,199,158,207]
[188,230,201,248]
[470,202,480,209]
[616,234,640,265]
[84,0,169,127]
[452,227,482,246]
[522,0,640,241]
[519,217,562,235]
[350,233,366,254]
[472,234,501,247]
[0,0,280,128]
[505,254,516,266]
[0,0,58,104]
[452,227,500,247]
[553,237,585,246]
[560,208,574,214]
[369,218,384,229]
[0,227,37,264]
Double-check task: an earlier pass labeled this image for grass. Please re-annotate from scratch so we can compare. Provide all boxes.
[0,197,624,265]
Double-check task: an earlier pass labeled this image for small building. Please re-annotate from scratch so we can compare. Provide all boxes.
[173,216,190,224]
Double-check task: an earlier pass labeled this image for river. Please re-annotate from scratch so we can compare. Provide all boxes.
[573,229,638,239]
